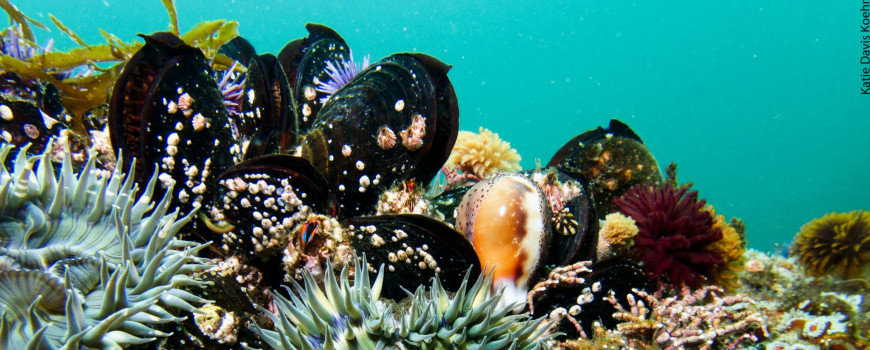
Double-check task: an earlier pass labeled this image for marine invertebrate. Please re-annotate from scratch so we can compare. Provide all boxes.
[375,178,431,215]
[346,214,482,300]
[315,51,370,103]
[614,182,725,287]
[703,205,746,291]
[445,126,522,180]
[0,142,212,349]
[607,285,765,349]
[528,259,650,340]
[596,212,638,260]
[109,32,237,222]
[251,256,553,349]
[216,60,246,119]
[1,1,239,132]
[377,125,397,150]
[790,210,870,280]
[455,173,551,304]
[194,304,239,344]
[549,119,663,220]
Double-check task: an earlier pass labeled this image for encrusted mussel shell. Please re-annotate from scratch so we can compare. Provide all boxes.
[299,53,459,218]
[281,23,351,134]
[0,96,58,155]
[549,119,662,220]
[240,53,295,159]
[529,259,651,340]
[214,154,334,255]
[108,32,235,219]
[531,168,598,266]
[346,214,481,300]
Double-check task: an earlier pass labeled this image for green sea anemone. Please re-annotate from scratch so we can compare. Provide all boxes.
[790,210,870,280]
[251,256,554,349]
[0,141,213,349]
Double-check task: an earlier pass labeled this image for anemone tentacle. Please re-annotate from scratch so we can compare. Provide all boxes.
[0,141,213,349]
[250,255,554,350]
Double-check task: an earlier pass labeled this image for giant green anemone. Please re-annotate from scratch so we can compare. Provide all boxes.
[0,142,213,349]
[251,255,555,350]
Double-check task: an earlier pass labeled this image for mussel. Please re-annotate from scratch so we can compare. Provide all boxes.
[108,32,235,217]
[346,214,481,300]
[549,119,662,219]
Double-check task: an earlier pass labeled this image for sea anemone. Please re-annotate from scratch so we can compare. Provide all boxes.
[251,256,554,349]
[0,142,213,349]
[315,51,370,103]
[613,183,724,287]
[790,210,870,280]
[444,126,522,180]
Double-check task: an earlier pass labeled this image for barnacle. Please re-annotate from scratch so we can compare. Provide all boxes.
[445,126,522,179]
[252,256,554,349]
[790,210,870,280]
[0,142,213,349]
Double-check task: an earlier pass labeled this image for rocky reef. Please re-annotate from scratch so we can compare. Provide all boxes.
[0,1,867,349]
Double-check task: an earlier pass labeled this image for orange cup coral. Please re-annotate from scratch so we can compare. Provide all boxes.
[444,127,521,179]
[790,210,870,280]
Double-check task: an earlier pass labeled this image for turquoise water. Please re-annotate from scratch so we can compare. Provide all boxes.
[17,0,869,253]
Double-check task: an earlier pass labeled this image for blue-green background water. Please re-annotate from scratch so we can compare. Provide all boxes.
[16,0,869,253]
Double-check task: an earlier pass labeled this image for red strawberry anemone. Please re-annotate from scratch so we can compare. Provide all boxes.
[614,183,724,287]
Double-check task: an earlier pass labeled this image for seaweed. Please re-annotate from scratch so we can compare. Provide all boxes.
[0,0,47,41]
[1,0,240,138]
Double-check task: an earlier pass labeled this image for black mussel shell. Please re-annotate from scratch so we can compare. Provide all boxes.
[285,23,351,134]
[218,36,257,67]
[530,258,651,340]
[346,214,481,300]
[240,53,295,159]
[109,32,235,219]
[535,169,598,266]
[429,186,472,224]
[549,119,662,219]
[215,154,334,254]
[299,53,458,219]
[0,96,59,155]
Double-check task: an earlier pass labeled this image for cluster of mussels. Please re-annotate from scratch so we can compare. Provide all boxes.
[0,7,695,348]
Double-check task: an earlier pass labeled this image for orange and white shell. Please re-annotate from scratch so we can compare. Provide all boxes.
[455,173,551,294]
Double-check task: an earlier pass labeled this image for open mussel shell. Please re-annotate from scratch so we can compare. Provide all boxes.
[549,119,662,219]
[346,214,481,300]
[284,23,351,134]
[240,53,295,158]
[299,53,458,219]
[109,32,235,217]
[529,258,651,340]
[214,154,333,255]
